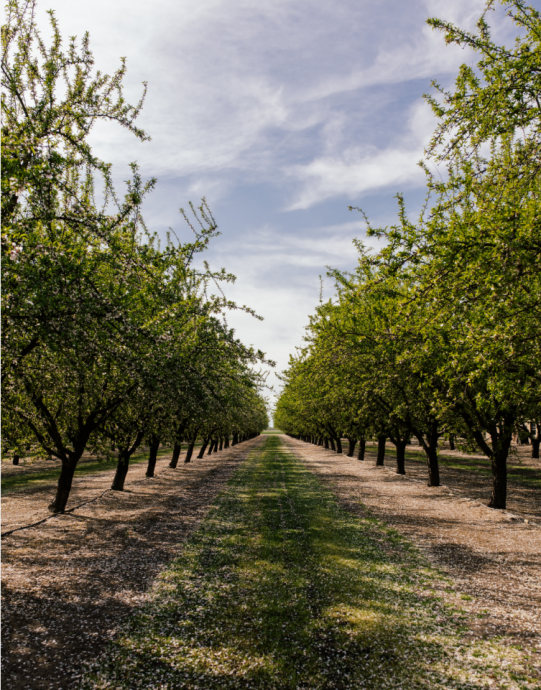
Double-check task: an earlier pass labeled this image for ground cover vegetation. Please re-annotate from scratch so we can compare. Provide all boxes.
[275,0,541,510]
[1,0,270,514]
[81,436,536,690]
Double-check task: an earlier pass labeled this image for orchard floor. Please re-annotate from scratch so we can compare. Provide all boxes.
[1,438,263,690]
[1,435,540,689]
[285,437,541,659]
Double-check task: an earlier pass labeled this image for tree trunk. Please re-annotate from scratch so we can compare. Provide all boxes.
[335,437,343,454]
[185,439,196,463]
[488,435,512,510]
[357,437,365,461]
[395,440,406,475]
[532,438,540,459]
[111,452,131,492]
[425,444,440,487]
[324,438,329,449]
[449,435,455,451]
[376,435,386,466]
[329,437,335,451]
[12,453,19,466]
[219,438,224,451]
[197,438,209,459]
[48,460,77,513]
[169,441,182,469]
[145,437,160,477]
[347,439,357,457]
[225,437,230,449]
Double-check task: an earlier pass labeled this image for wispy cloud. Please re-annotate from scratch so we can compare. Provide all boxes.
[35,0,508,387]
[284,101,435,210]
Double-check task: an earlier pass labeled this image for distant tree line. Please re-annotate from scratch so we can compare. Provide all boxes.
[275,0,541,510]
[1,0,270,513]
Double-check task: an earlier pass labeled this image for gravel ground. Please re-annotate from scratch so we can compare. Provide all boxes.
[1,437,264,690]
[284,436,541,665]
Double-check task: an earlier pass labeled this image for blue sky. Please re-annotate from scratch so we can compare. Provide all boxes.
[35,0,522,415]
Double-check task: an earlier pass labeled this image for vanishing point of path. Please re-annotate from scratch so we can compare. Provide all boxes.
[3,436,541,689]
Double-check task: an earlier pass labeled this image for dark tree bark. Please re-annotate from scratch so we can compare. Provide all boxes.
[169,441,182,469]
[376,435,386,466]
[324,438,329,449]
[184,437,197,463]
[489,446,508,509]
[357,437,365,461]
[456,405,516,507]
[425,445,440,486]
[145,436,160,478]
[48,460,77,512]
[111,452,131,491]
[347,438,357,457]
[329,437,336,451]
[12,453,19,466]
[532,438,540,459]
[224,437,230,449]
[413,421,440,487]
[388,429,408,475]
[488,431,513,509]
[197,438,210,459]
[219,438,224,451]
[448,435,455,451]
[394,440,406,475]
[334,437,343,454]
[111,430,145,492]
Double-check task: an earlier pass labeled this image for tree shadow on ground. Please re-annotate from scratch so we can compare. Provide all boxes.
[81,439,527,690]
[2,444,258,690]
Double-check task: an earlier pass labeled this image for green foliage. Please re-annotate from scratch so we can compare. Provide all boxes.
[276,0,541,509]
[1,0,271,512]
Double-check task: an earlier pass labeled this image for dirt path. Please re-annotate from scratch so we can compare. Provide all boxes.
[283,436,541,660]
[1,438,264,690]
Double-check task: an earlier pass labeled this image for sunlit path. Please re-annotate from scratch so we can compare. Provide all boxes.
[82,437,534,690]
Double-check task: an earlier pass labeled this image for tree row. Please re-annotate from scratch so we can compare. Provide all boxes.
[1,0,270,513]
[275,0,541,510]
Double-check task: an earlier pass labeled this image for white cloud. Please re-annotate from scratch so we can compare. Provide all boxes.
[285,101,435,210]
[28,0,511,391]
[36,0,489,184]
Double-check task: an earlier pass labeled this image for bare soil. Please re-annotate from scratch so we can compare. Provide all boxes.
[1,438,264,690]
[363,440,541,519]
[284,436,541,664]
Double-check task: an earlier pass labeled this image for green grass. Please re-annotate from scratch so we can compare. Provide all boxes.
[1,447,177,496]
[81,437,536,690]
[262,428,283,435]
[375,447,541,489]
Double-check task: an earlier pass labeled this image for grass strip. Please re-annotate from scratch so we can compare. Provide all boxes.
[82,436,537,690]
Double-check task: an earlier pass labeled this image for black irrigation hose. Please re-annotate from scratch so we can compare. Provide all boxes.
[1,437,263,539]
[1,486,114,539]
